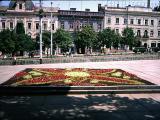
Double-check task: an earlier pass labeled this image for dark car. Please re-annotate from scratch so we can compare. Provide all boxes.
[149,47,160,53]
[133,47,147,53]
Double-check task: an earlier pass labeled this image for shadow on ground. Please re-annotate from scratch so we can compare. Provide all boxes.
[0,94,160,120]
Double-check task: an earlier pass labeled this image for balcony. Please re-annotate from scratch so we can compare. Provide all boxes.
[59,10,104,18]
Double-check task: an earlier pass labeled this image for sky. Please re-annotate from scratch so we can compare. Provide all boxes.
[0,0,159,11]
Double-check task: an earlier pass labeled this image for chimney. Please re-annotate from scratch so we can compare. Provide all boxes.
[147,0,150,8]
[117,4,119,8]
[70,8,76,11]
[98,4,101,11]
[85,9,90,12]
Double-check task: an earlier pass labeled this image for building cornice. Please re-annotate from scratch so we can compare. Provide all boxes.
[105,10,160,17]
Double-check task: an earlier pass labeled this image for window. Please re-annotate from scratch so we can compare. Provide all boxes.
[19,3,22,9]
[2,22,5,29]
[52,24,54,30]
[36,23,39,30]
[115,29,119,34]
[108,18,111,24]
[158,20,160,26]
[137,30,141,37]
[150,30,154,37]
[10,22,13,29]
[124,18,127,25]
[151,20,154,26]
[138,19,141,25]
[158,31,160,37]
[116,18,119,24]
[145,19,148,25]
[61,22,64,29]
[80,23,82,29]
[43,23,47,30]
[98,24,101,30]
[143,30,148,38]
[28,23,31,29]
[130,19,134,25]
[151,43,156,47]
[69,23,73,29]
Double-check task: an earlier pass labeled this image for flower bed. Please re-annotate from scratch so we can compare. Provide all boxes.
[2,68,154,86]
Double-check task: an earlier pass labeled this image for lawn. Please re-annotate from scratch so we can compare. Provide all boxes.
[2,68,154,86]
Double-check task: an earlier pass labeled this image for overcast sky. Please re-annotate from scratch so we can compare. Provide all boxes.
[0,0,159,11]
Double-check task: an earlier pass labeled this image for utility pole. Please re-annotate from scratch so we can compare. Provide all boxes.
[50,2,53,57]
[39,0,43,63]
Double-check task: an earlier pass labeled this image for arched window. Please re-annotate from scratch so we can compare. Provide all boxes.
[137,30,141,37]
[143,30,148,38]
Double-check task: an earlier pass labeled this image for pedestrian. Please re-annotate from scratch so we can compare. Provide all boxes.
[13,55,17,65]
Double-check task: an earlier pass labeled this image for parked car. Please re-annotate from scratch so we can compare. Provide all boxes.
[149,47,160,53]
[133,47,147,53]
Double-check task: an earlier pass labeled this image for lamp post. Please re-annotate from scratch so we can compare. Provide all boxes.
[39,0,43,63]
[50,2,53,57]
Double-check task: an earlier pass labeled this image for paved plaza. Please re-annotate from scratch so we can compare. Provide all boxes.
[0,94,160,120]
[0,60,160,85]
[0,60,160,120]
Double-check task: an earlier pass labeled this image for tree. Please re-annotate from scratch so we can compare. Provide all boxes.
[122,27,136,50]
[75,25,97,54]
[17,34,35,52]
[54,29,72,53]
[154,4,160,11]
[36,31,55,56]
[15,22,25,34]
[112,33,122,49]
[97,28,120,49]
[14,22,35,55]
[0,29,15,55]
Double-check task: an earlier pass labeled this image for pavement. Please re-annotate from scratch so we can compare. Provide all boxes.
[0,94,160,120]
[0,60,160,85]
[0,60,160,120]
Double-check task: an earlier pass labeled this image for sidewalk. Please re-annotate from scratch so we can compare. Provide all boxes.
[0,60,160,85]
[0,60,160,120]
[0,94,160,120]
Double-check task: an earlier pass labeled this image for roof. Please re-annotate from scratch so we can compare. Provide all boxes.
[9,0,34,10]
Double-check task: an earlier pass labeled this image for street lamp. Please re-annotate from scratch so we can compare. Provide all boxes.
[39,0,43,63]
[50,2,53,57]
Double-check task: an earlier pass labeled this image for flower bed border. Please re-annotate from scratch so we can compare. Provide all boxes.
[0,85,160,95]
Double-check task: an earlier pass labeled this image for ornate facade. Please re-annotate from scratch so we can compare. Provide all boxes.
[0,0,160,48]
[100,4,160,48]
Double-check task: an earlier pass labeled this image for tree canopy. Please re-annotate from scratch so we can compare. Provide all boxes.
[154,5,160,11]
[54,29,72,53]
[15,22,25,34]
[0,22,35,56]
[122,27,136,50]
[0,29,15,54]
[75,25,97,53]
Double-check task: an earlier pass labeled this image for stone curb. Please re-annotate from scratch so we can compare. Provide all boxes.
[0,85,160,95]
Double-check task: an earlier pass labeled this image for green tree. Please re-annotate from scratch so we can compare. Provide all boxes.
[17,34,35,52]
[154,4,160,11]
[54,29,72,53]
[36,31,55,56]
[98,28,119,48]
[75,25,97,54]
[112,33,122,49]
[0,29,15,55]
[15,22,25,34]
[122,27,136,50]
[14,22,35,55]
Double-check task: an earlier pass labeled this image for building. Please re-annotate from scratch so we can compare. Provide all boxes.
[0,0,59,39]
[58,8,104,33]
[0,0,160,49]
[100,4,160,48]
